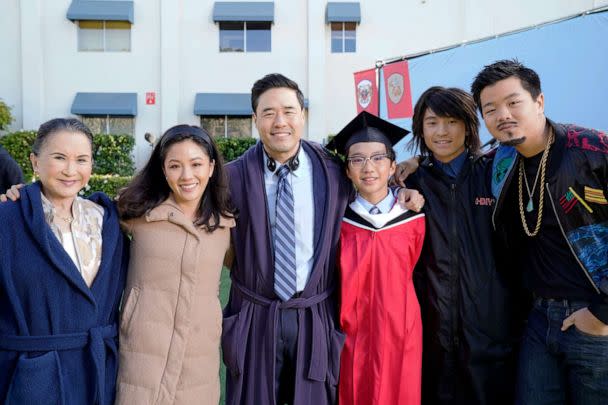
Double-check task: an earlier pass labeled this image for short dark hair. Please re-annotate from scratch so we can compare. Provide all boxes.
[471,59,542,113]
[251,73,305,113]
[410,86,480,157]
[32,118,94,155]
[117,125,235,232]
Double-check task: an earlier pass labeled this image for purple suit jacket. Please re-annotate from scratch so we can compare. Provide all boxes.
[223,141,352,405]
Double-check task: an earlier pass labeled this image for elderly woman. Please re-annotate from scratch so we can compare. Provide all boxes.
[114,125,235,404]
[0,118,128,404]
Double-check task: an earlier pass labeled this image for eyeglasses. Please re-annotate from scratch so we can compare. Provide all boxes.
[346,153,390,168]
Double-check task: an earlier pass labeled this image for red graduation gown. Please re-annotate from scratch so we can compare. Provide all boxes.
[338,201,425,405]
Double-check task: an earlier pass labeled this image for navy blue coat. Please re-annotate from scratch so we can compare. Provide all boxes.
[0,182,128,405]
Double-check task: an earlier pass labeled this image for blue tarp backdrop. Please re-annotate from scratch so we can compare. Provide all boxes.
[379,10,608,160]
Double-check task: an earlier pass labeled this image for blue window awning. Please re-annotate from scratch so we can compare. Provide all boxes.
[194,93,252,115]
[326,2,361,23]
[213,2,274,22]
[71,92,137,116]
[194,93,308,115]
[67,1,134,23]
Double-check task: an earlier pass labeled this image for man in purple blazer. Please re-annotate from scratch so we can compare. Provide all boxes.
[222,73,352,405]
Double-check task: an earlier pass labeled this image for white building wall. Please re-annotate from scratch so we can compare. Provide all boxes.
[159,0,180,164]
[178,0,309,141]
[20,0,45,131]
[307,0,327,141]
[1,0,607,166]
[0,0,23,130]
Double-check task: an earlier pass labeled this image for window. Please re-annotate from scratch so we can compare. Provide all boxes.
[331,22,356,53]
[81,116,134,135]
[201,116,252,138]
[219,22,271,52]
[78,20,131,52]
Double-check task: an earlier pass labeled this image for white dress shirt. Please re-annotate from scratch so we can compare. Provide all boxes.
[264,147,315,292]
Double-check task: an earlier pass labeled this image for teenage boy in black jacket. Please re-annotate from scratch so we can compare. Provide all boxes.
[407,86,523,405]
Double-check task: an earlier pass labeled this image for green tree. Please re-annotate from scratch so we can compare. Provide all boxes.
[0,99,13,131]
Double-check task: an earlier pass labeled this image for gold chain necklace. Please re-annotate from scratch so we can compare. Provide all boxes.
[54,210,74,224]
[57,215,74,224]
[517,129,554,237]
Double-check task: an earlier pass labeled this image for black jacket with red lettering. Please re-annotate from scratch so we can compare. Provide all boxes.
[407,151,524,405]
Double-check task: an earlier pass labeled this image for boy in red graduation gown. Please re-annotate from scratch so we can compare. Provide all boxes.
[327,112,425,405]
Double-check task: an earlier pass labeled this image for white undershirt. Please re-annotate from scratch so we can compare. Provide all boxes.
[60,231,97,287]
[61,231,80,271]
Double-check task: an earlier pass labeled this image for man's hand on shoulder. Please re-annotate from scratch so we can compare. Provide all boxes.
[392,156,420,187]
[0,184,24,202]
[396,187,425,213]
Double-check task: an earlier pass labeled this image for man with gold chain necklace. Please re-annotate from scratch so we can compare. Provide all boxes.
[472,59,608,404]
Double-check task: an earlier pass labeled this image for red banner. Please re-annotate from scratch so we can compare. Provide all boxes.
[383,60,413,119]
[353,68,378,116]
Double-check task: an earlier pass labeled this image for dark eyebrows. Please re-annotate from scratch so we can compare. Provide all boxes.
[261,105,299,114]
[349,149,387,158]
[166,156,206,163]
[482,91,522,109]
[505,92,521,100]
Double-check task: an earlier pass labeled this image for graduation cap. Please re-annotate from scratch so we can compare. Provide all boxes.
[326,111,410,155]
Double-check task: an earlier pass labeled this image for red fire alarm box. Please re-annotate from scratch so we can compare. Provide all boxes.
[146,92,156,105]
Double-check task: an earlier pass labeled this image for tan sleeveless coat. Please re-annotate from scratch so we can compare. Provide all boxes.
[115,200,234,405]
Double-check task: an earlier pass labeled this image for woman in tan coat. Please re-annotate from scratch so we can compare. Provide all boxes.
[115,125,235,404]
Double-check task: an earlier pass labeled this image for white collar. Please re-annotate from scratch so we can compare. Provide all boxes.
[349,198,409,228]
[355,190,395,214]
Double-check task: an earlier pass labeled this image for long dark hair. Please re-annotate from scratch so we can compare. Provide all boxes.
[117,125,235,232]
[409,86,480,157]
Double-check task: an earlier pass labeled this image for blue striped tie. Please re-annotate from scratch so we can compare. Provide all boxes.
[274,165,297,301]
